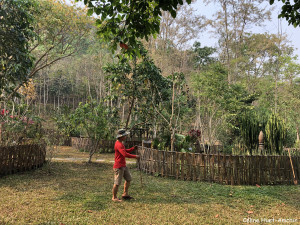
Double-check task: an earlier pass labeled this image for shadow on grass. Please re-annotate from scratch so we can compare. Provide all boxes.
[0,160,114,212]
[0,161,109,185]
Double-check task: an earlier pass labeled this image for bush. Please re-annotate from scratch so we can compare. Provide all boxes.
[1,108,44,145]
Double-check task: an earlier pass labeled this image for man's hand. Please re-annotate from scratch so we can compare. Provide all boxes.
[136,155,140,160]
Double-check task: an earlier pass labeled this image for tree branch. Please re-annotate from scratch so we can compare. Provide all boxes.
[7,51,75,100]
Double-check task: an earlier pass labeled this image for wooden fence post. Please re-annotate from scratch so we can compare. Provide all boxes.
[180,153,185,180]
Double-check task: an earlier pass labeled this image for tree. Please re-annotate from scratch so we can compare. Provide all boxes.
[69,100,108,162]
[0,0,36,97]
[33,37,113,114]
[192,41,216,69]
[146,4,206,76]
[18,79,37,105]
[79,0,192,54]
[153,72,192,151]
[104,43,169,130]
[232,33,281,92]
[8,0,92,99]
[191,62,257,148]
[275,56,300,147]
[270,0,300,27]
[192,63,229,147]
[47,69,72,111]
[206,0,272,83]
[104,43,193,151]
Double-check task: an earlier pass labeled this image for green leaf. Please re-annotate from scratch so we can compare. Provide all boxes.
[87,8,93,16]
[95,19,101,25]
[170,10,176,18]
[95,8,102,15]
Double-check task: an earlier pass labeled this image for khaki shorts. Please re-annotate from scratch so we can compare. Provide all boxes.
[113,167,132,185]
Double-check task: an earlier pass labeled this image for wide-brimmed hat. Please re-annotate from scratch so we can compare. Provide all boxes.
[116,129,130,139]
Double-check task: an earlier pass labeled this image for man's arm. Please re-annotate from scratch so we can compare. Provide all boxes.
[126,146,137,153]
[118,145,137,158]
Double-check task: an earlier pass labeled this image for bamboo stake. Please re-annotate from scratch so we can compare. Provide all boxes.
[288,149,298,185]
[139,142,144,187]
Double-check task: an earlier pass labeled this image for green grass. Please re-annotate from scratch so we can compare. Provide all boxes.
[0,147,299,224]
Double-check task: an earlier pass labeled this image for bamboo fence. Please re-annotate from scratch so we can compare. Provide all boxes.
[138,147,300,185]
[0,144,46,176]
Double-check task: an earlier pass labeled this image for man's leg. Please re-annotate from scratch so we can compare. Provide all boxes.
[122,181,130,197]
[112,168,123,202]
[112,184,120,200]
[122,167,133,199]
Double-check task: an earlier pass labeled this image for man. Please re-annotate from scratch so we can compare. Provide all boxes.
[112,129,140,202]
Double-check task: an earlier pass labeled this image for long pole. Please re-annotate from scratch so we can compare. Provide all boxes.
[139,141,144,187]
[288,148,298,185]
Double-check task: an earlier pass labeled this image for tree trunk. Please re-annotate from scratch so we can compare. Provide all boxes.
[275,73,278,114]
[170,128,175,152]
[58,95,60,110]
[99,78,102,100]
[43,75,46,113]
[88,141,97,163]
[208,114,212,146]
[125,97,135,129]
[46,78,49,110]
[121,104,125,124]
[170,74,176,151]
[153,117,157,138]
[222,0,231,84]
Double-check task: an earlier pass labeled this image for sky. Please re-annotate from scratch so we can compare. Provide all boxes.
[192,0,300,63]
[70,0,300,63]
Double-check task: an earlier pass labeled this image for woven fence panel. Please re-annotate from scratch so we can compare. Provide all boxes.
[138,147,300,185]
[0,144,46,176]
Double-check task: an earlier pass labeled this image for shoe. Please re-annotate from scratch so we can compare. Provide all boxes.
[122,195,134,200]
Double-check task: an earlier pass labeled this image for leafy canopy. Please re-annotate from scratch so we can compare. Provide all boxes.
[104,43,170,127]
[77,0,192,54]
[70,100,109,140]
[0,0,36,97]
[270,0,300,27]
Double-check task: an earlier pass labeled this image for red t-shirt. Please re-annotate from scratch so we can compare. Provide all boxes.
[113,140,136,168]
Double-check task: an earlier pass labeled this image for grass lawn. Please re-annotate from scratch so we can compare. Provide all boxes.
[0,146,299,224]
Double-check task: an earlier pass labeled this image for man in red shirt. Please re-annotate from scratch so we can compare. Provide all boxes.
[112,129,140,202]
